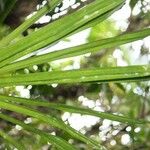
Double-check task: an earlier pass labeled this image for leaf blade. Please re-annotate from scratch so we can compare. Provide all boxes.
[0,100,101,149]
[0,65,149,86]
[0,0,62,47]
[0,113,76,150]
[0,28,149,73]
[0,94,147,125]
[0,0,125,67]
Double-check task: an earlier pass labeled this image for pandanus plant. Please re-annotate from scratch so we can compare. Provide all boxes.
[0,0,149,149]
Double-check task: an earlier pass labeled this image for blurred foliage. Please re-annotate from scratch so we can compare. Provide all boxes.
[88,20,119,42]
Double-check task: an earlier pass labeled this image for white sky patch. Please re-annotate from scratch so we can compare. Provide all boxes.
[134,127,141,133]
[66,113,100,131]
[121,134,131,145]
[37,29,90,55]
[15,125,22,131]
[38,15,51,23]
[110,0,131,31]
[24,118,32,124]
[16,86,30,98]
[126,126,132,132]
[113,49,128,66]
[112,130,119,136]
[132,1,142,15]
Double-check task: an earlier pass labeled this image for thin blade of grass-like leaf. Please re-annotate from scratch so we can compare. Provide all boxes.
[0,113,76,150]
[0,0,62,47]
[0,95,147,125]
[0,65,149,86]
[0,130,25,150]
[0,7,118,67]
[0,9,116,70]
[0,28,149,73]
[0,101,101,149]
[16,76,149,86]
[0,2,123,69]
[0,0,124,64]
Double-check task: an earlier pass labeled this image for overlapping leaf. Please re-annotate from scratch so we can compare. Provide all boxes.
[0,28,149,73]
[0,95,148,124]
[0,0,149,149]
[0,0,124,68]
[0,113,76,150]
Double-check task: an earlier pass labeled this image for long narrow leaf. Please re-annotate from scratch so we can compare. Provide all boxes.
[0,101,101,149]
[0,5,123,70]
[0,95,147,124]
[0,28,149,73]
[0,0,62,47]
[0,113,76,150]
[0,0,124,65]
[0,65,149,86]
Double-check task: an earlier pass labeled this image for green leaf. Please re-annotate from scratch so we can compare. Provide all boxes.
[0,95,148,125]
[0,113,76,150]
[0,0,62,47]
[0,0,149,149]
[0,28,149,73]
[0,65,149,86]
[0,0,124,67]
[0,100,101,149]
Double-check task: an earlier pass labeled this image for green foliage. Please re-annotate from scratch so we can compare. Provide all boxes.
[0,0,149,149]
